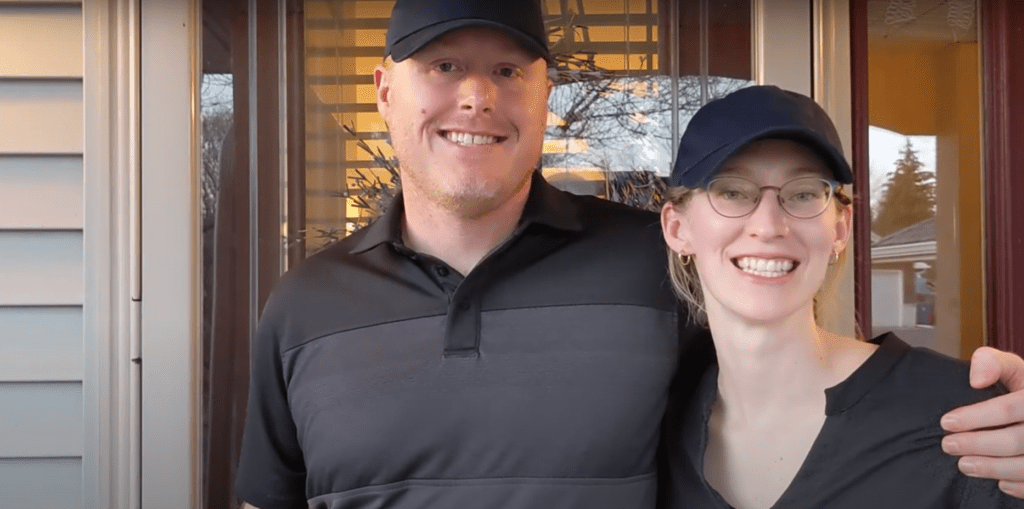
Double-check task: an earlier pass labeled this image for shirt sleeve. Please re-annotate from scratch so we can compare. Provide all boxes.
[959,476,1024,509]
[235,304,308,509]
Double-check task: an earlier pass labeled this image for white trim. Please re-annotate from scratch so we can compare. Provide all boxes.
[82,0,140,508]
[871,241,938,262]
[753,0,812,95]
[813,0,852,160]
[140,0,200,506]
[812,0,856,338]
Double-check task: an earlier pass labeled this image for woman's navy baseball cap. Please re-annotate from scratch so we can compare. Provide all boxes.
[670,85,854,188]
[385,0,550,63]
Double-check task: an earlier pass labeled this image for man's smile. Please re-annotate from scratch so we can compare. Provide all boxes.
[440,129,507,146]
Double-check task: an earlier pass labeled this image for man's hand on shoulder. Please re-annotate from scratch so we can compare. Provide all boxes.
[941,346,1024,498]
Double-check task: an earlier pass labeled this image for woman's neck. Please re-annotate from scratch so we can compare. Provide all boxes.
[705,304,874,423]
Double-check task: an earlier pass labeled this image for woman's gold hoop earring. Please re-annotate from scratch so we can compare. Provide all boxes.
[828,251,839,265]
[678,253,693,266]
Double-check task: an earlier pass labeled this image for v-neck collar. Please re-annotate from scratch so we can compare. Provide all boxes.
[689,333,911,509]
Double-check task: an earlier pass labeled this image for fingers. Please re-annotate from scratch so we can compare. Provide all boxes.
[943,423,1024,457]
[957,455,1024,482]
[942,391,1024,433]
[999,481,1024,500]
[970,347,1024,391]
[970,347,1003,388]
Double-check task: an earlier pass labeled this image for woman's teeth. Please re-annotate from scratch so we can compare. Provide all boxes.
[445,131,499,146]
[736,257,795,278]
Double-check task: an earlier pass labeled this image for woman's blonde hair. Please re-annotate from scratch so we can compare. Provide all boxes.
[664,185,852,329]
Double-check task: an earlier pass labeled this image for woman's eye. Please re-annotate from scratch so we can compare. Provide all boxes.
[436,62,455,72]
[497,67,520,78]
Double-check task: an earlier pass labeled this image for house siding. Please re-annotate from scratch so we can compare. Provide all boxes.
[0,1,84,508]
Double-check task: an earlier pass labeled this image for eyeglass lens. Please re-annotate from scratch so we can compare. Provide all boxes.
[706,176,834,218]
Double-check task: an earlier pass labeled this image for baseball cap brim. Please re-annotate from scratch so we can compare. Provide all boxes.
[388,19,551,63]
[674,127,854,189]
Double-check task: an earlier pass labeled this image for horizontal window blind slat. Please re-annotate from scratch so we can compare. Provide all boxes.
[304,12,657,30]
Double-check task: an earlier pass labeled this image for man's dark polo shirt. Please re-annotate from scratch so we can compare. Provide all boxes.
[236,173,702,509]
[661,334,1021,509]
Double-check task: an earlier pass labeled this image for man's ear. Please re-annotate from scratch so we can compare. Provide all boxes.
[833,203,853,255]
[374,64,391,121]
[661,201,694,256]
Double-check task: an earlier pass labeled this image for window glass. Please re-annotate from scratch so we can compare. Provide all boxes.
[199,2,753,506]
[866,0,982,358]
[301,0,753,252]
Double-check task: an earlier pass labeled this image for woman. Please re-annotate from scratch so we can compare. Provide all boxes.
[658,86,1019,508]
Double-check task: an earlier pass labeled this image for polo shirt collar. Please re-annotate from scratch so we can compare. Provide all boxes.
[348,171,585,255]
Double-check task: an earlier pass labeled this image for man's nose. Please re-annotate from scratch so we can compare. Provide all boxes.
[459,73,496,113]
[745,191,790,238]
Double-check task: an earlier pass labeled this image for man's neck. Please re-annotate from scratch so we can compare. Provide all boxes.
[400,183,532,276]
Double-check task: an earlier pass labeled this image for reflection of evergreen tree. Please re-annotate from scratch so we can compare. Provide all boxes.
[872,138,936,237]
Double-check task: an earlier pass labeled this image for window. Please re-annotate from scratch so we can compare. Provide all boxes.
[301,0,753,252]
[862,0,983,358]
[199,1,752,506]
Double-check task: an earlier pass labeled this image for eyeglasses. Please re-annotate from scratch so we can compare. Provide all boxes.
[704,176,844,219]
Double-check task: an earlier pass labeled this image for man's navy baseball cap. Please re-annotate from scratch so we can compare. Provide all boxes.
[384,0,551,63]
[670,85,854,189]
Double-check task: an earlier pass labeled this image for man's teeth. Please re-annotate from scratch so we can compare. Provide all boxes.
[736,257,795,278]
[445,131,498,146]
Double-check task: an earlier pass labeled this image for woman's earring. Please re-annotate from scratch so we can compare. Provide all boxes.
[678,253,693,266]
[828,250,839,265]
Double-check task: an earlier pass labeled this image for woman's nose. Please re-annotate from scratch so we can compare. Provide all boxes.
[745,191,790,238]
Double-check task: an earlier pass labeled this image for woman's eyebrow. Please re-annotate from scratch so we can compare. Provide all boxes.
[785,166,829,178]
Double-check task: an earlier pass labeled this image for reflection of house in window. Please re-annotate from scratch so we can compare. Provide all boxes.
[871,217,936,348]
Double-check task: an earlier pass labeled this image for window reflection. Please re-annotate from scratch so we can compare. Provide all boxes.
[302,0,752,252]
[866,0,982,358]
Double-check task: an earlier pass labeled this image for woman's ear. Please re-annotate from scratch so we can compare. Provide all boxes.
[833,203,853,254]
[661,201,694,255]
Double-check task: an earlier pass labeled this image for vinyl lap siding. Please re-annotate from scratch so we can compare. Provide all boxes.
[0,2,84,508]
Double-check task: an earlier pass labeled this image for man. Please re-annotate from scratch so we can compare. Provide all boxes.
[236,1,1024,508]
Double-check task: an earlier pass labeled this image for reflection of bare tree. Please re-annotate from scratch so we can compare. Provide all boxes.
[201,73,233,229]
[544,49,747,210]
[609,171,669,212]
[300,126,402,253]
[300,15,751,246]
[199,73,233,509]
[339,125,401,226]
[545,71,747,175]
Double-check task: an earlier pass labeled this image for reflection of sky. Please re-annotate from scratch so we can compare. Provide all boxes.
[868,126,936,209]
[543,76,751,176]
[201,73,233,111]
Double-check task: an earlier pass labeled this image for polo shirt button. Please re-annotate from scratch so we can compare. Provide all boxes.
[458,301,470,310]
[435,266,449,277]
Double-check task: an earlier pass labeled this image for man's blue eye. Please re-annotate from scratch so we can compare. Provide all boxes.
[437,63,455,72]
[498,67,518,78]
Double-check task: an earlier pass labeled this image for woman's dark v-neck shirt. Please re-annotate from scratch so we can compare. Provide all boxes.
[660,333,1023,509]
